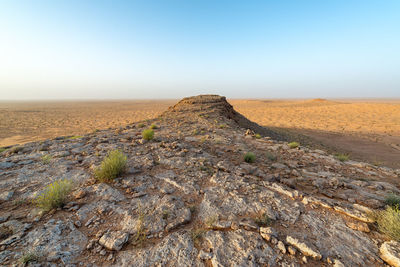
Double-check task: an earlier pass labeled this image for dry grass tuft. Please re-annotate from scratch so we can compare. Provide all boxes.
[244,152,256,163]
[375,206,400,241]
[142,129,154,141]
[35,179,73,212]
[94,150,127,182]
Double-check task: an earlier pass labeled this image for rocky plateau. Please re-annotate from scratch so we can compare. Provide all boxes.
[1,95,400,266]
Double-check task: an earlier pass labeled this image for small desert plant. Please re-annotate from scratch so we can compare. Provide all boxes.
[41,154,52,164]
[255,133,262,139]
[0,147,7,153]
[336,153,349,162]
[266,151,277,161]
[132,205,147,247]
[19,250,40,264]
[67,135,82,140]
[254,212,272,227]
[150,124,158,129]
[375,205,400,241]
[244,152,256,163]
[94,150,127,182]
[137,123,145,128]
[35,179,73,211]
[385,194,400,208]
[191,228,207,246]
[142,129,154,141]
[205,215,218,228]
[218,124,226,129]
[162,210,169,220]
[288,142,299,149]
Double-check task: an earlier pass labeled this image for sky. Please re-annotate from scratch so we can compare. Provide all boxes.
[0,0,399,100]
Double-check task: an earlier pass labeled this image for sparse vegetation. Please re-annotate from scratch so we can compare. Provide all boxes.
[205,215,218,228]
[288,142,299,149]
[132,205,147,247]
[266,151,277,161]
[192,129,200,135]
[254,212,272,227]
[138,123,145,128]
[67,135,83,140]
[191,228,207,246]
[244,152,256,163]
[0,147,7,153]
[19,251,40,264]
[375,205,400,241]
[218,124,226,129]
[142,129,154,141]
[255,133,262,139]
[94,149,127,182]
[336,153,349,162]
[41,154,52,164]
[162,210,169,220]
[35,179,73,212]
[150,124,158,129]
[385,194,400,208]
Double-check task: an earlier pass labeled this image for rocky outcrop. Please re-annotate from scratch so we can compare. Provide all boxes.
[0,95,399,266]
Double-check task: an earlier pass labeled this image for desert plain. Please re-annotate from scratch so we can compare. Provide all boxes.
[1,98,400,168]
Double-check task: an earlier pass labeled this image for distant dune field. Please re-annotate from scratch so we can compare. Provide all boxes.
[1,98,399,168]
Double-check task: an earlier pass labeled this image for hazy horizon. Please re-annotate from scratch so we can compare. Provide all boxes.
[1,0,399,100]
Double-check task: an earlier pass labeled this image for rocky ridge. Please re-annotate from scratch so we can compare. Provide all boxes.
[0,95,400,266]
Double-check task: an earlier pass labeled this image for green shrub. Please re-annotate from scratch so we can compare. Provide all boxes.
[376,206,400,241]
[142,129,154,141]
[336,153,349,162]
[35,179,73,211]
[138,123,145,128]
[94,150,127,182]
[150,124,158,129]
[266,151,277,161]
[244,152,256,163]
[67,135,82,140]
[385,194,400,208]
[19,251,39,264]
[0,147,7,153]
[254,213,271,227]
[255,134,262,139]
[41,154,52,164]
[288,142,299,149]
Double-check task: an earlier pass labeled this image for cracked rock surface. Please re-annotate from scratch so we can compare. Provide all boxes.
[0,95,399,266]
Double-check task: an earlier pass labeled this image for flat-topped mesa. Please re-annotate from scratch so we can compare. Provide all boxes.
[162,94,284,140]
[164,95,237,119]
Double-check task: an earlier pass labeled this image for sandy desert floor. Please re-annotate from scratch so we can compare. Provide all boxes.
[231,99,400,168]
[1,98,399,168]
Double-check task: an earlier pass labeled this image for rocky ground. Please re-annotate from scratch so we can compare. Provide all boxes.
[0,95,400,266]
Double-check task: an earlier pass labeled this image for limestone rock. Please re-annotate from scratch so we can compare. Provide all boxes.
[99,231,129,251]
[286,235,322,260]
[380,241,400,267]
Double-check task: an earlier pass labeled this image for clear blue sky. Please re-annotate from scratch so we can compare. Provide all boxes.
[0,0,399,99]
